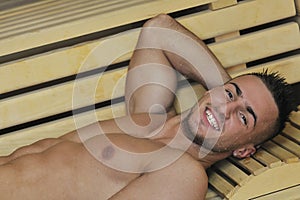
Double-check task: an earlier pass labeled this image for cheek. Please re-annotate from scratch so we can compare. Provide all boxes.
[197,93,210,109]
[221,120,242,141]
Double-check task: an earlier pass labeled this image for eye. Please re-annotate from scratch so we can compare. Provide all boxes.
[239,112,248,126]
[225,89,234,101]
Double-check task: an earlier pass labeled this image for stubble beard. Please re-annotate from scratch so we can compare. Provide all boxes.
[182,107,232,154]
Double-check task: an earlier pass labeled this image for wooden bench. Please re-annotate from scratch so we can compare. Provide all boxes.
[0,0,299,199]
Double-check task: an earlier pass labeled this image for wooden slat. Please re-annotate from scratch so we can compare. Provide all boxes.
[205,188,221,200]
[252,149,282,168]
[179,0,296,40]
[0,30,139,94]
[252,185,300,200]
[0,0,214,56]
[215,30,247,73]
[272,134,300,157]
[282,123,300,144]
[0,0,59,16]
[0,68,127,129]
[0,0,296,93]
[213,159,250,186]
[214,31,240,42]
[0,0,132,27]
[295,0,300,15]
[230,55,300,84]
[209,0,237,10]
[290,110,300,127]
[262,141,299,163]
[0,103,126,156]
[230,163,300,200]
[229,157,267,176]
[210,0,245,73]
[207,168,238,199]
[209,22,300,67]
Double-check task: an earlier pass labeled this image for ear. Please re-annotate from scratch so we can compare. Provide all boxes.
[232,145,256,159]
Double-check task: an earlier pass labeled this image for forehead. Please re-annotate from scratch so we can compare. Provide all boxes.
[228,75,278,126]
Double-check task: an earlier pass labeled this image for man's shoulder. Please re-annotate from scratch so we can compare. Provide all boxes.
[146,152,208,199]
[150,151,207,185]
[172,153,208,198]
[177,153,207,178]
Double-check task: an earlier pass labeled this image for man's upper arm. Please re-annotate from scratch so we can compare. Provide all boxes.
[109,153,208,200]
[125,14,231,115]
[125,48,178,115]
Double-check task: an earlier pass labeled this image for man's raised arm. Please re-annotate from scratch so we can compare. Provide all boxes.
[125,14,231,114]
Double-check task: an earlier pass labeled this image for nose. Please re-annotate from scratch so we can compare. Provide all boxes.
[223,101,241,119]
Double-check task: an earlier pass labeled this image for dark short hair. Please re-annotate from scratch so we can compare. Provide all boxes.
[247,70,298,143]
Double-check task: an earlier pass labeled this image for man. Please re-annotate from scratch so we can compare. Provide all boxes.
[0,14,296,199]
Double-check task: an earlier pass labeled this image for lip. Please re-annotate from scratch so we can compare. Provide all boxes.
[203,107,220,131]
[202,107,211,128]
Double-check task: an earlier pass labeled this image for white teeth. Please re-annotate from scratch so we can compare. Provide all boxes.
[205,110,220,131]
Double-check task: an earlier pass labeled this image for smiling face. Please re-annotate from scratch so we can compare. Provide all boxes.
[183,75,278,155]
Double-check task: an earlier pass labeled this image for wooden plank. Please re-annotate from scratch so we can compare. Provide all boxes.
[207,168,238,198]
[0,0,59,16]
[212,0,246,75]
[0,0,296,93]
[209,22,300,67]
[0,30,139,94]
[213,159,250,186]
[252,149,282,168]
[0,0,214,56]
[295,0,300,15]
[0,103,126,156]
[0,68,127,129]
[228,157,267,176]
[272,134,300,157]
[205,188,221,200]
[282,123,300,144]
[230,162,300,200]
[179,0,296,39]
[0,0,130,25]
[214,31,248,73]
[214,31,240,42]
[230,55,300,84]
[262,141,299,163]
[227,63,247,74]
[252,185,300,200]
[209,0,237,10]
[290,110,300,127]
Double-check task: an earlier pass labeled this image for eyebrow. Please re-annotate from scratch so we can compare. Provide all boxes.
[229,82,257,127]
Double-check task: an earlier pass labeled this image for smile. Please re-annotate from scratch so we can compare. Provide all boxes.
[205,109,220,131]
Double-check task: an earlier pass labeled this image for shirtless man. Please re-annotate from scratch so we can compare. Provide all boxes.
[0,14,296,199]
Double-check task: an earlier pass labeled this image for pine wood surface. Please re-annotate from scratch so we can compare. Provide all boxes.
[0,0,299,199]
